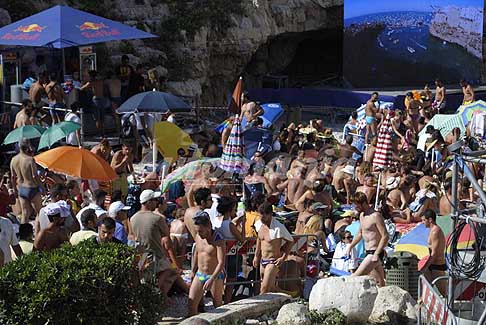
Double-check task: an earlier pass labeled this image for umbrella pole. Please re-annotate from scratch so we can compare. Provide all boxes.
[374,171,382,211]
[61,48,66,80]
[152,123,157,172]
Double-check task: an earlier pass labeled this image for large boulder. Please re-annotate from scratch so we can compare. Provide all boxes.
[309,276,378,323]
[276,302,311,325]
[369,285,418,324]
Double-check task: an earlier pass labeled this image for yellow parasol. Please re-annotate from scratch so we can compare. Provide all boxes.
[153,121,200,163]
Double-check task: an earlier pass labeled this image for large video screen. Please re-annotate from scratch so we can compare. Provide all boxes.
[344,1,484,88]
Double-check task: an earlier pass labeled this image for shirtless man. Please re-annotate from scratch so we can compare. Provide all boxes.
[10,141,43,223]
[188,211,225,316]
[187,163,212,207]
[365,92,379,144]
[33,202,69,251]
[13,99,34,128]
[295,179,333,217]
[405,92,421,133]
[278,166,307,209]
[339,135,362,159]
[295,199,315,235]
[433,79,446,113]
[253,202,293,294]
[386,176,407,210]
[346,192,388,286]
[439,180,464,216]
[241,91,264,127]
[105,71,122,129]
[29,73,47,110]
[332,164,357,204]
[44,73,65,124]
[111,142,134,199]
[364,137,377,163]
[460,79,474,105]
[421,209,447,296]
[183,188,212,240]
[356,174,376,204]
[91,138,112,162]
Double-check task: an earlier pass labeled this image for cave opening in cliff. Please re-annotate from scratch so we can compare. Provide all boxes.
[243,28,343,89]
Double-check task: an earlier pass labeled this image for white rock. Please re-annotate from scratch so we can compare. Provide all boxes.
[276,302,311,325]
[369,285,418,324]
[309,276,378,323]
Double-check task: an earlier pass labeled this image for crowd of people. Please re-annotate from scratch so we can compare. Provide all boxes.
[1,76,483,317]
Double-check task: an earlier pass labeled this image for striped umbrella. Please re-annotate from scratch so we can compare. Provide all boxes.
[456,100,486,126]
[219,114,247,174]
[373,113,393,170]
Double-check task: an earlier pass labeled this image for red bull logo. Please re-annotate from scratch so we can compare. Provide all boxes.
[78,22,108,31]
[14,24,46,33]
[78,21,121,39]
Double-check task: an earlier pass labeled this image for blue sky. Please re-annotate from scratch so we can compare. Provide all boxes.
[345,0,483,19]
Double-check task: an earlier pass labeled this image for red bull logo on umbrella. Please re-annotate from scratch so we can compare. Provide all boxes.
[14,24,46,33]
[1,24,45,41]
[78,21,120,38]
[79,22,108,31]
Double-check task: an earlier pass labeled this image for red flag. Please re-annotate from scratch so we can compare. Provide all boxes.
[229,77,243,114]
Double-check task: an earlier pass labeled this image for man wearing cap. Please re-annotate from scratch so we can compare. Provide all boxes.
[75,189,108,229]
[302,202,328,249]
[108,201,130,244]
[70,208,97,245]
[346,192,388,287]
[335,210,355,234]
[34,201,70,252]
[131,189,176,302]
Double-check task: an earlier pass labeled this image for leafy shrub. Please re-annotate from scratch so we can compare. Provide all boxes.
[0,241,163,325]
[309,308,347,325]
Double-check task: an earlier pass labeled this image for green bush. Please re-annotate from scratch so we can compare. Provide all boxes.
[0,241,163,325]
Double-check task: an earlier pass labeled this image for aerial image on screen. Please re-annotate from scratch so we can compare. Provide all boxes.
[344,0,483,88]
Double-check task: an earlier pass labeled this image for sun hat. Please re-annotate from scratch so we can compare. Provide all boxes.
[386,176,401,191]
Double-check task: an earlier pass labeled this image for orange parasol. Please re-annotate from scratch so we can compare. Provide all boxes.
[229,76,243,114]
[34,146,117,181]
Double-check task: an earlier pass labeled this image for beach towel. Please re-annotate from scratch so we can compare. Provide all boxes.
[254,218,293,245]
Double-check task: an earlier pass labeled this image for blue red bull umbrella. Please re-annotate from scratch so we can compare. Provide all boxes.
[0,5,156,48]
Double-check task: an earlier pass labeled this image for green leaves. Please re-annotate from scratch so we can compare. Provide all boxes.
[0,241,164,325]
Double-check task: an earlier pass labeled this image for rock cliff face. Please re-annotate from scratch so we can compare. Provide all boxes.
[2,0,343,105]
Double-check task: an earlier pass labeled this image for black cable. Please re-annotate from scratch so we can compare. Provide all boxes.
[447,217,486,280]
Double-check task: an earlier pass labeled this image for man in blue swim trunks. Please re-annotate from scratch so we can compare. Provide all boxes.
[10,141,43,223]
[365,92,380,144]
[188,211,226,316]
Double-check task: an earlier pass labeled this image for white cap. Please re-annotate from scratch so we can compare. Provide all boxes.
[140,189,161,204]
[342,165,355,175]
[108,201,130,217]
